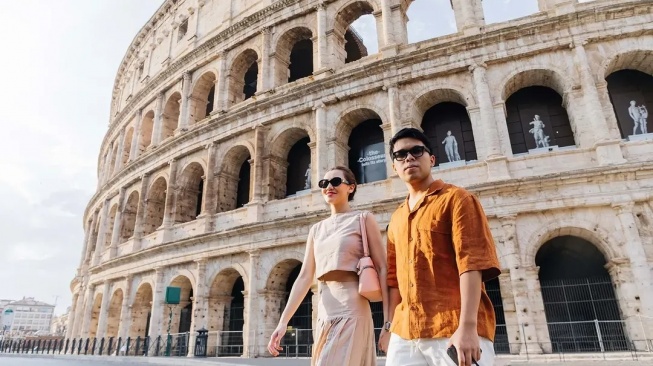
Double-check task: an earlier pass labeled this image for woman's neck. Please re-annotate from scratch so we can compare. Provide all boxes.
[330,202,351,215]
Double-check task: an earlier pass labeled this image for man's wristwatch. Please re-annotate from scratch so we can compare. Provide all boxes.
[383,321,392,331]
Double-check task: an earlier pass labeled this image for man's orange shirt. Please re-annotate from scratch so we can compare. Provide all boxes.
[387,179,501,341]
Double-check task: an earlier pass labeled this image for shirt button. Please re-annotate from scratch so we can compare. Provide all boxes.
[409,259,413,264]
[410,282,414,287]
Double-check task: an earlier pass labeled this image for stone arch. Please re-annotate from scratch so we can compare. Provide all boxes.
[523,220,620,267]
[208,267,246,349]
[138,110,155,154]
[264,252,305,292]
[216,144,254,212]
[412,87,472,120]
[122,127,134,165]
[143,176,167,236]
[500,67,571,102]
[129,282,153,338]
[105,289,123,339]
[104,204,119,249]
[120,190,139,242]
[162,92,181,140]
[189,71,217,124]
[274,26,314,86]
[268,127,312,199]
[405,0,456,43]
[168,274,195,334]
[334,105,388,143]
[333,1,380,65]
[228,49,259,106]
[600,49,653,80]
[174,161,206,223]
[420,101,477,166]
[88,293,103,338]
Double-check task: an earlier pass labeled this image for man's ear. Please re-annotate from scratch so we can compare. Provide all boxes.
[431,155,436,167]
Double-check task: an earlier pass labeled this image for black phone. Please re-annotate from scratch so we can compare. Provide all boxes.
[446,345,480,366]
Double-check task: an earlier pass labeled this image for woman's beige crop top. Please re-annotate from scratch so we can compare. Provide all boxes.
[312,210,366,280]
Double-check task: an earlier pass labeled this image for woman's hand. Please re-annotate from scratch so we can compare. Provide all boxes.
[378,329,391,353]
[267,323,287,356]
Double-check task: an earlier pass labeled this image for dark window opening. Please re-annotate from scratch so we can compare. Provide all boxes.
[348,119,387,184]
[283,264,313,357]
[206,85,215,117]
[421,102,477,166]
[486,278,509,354]
[178,288,193,333]
[221,277,244,354]
[243,63,258,100]
[289,39,313,83]
[236,158,251,208]
[286,137,311,196]
[606,69,653,138]
[195,179,204,218]
[178,19,188,42]
[505,86,575,154]
[536,236,627,353]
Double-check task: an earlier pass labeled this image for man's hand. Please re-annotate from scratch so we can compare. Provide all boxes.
[378,329,391,353]
[447,323,481,366]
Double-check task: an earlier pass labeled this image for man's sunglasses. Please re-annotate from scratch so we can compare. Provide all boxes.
[392,145,430,161]
[318,177,351,189]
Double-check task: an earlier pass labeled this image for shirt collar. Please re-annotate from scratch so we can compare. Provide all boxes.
[398,179,446,210]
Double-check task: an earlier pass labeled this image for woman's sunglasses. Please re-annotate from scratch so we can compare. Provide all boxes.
[318,177,351,189]
[392,145,430,161]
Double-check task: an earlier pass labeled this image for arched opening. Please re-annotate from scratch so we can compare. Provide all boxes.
[168,276,194,335]
[485,277,509,354]
[143,177,167,236]
[162,92,181,140]
[606,69,653,139]
[208,269,244,356]
[536,236,627,352]
[282,263,313,357]
[104,204,118,250]
[129,283,153,339]
[335,2,378,65]
[139,111,155,154]
[174,162,205,224]
[229,50,259,106]
[106,289,123,339]
[120,191,139,242]
[406,0,456,43]
[482,0,538,24]
[348,118,387,184]
[88,294,102,339]
[505,86,575,154]
[421,102,477,166]
[217,146,252,212]
[189,72,217,124]
[276,28,314,86]
[285,137,311,196]
[122,128,134,165]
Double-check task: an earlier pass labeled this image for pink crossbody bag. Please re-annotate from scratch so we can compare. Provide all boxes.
[357,211,382,302]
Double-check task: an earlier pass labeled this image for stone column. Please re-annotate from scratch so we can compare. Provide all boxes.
[538,0,577,15]
[250,127,268,204]
[260,289,287,356]
[113,128,126,173]
[451,0,485,35]
[117,275,133,341]
[162,159,179,230]
[80,283,97,339]
[178,72,192,131]
[109,188,126,259]
[500,216,543,354]
[132,173,150,251]
[386,84,402,136]
[65,292,80,339]
[523,267,552,353]
[95,281,112,339]
[101,144,113,184]
[200,143,217,232]
[79,215,94,268]
[314,102,329,183]
[243,250,261,357]
[572,41,625,165]
[72,284,88,339]
[605,258,649,346]
[92,200,110,266]
[613,203,653,317]
[216,53,229,113]
[152,92,165,146]
[187,259,208,356]
[129,109,143,161]
[315,3,330,72]
[469,63,510,181]
[379,0,394,48]
[148,268,166,339]
[259,27,272,92]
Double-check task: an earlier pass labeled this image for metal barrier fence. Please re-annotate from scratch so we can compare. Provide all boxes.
[2,320,652,359]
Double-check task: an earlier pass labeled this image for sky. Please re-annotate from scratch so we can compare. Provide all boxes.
[0,0,568,316]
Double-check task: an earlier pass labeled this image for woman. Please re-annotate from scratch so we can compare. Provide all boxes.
[267,166,389,365]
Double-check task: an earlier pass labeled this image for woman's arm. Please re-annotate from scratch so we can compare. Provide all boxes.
[365,213,389,325]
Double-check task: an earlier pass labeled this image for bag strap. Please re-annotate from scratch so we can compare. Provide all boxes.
[360,211,370,257]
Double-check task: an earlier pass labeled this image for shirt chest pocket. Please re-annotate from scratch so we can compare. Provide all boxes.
[417,219,452,235]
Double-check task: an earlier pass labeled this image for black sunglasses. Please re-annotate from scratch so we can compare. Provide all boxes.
[392,145,430,161]
[318,177,351,189]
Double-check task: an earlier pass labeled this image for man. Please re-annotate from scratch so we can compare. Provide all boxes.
[378,128,501,366]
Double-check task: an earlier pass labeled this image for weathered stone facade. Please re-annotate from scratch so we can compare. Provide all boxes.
[67,0,653,358]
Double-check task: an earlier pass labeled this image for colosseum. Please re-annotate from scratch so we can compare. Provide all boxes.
[65,0,653,359]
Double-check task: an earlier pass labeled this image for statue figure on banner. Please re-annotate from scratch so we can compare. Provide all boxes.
[441,130,461,162]
[629,100,648,135]
[304,163,312,190]
[529,115,550,148]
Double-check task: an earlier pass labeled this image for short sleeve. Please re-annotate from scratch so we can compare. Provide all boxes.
[387,222,399,288]
[451,194,501,281]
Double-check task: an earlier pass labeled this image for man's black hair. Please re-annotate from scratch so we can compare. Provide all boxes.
[389,128,433,158]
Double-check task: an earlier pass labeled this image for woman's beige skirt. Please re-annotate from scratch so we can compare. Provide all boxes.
[312,280,377,366]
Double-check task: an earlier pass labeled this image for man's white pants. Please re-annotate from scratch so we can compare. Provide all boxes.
[386,333,496,366]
